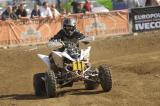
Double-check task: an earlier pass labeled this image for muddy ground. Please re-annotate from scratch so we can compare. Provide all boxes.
[0,31,160,106]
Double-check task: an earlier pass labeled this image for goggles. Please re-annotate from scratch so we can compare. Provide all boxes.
[64,25,75,31]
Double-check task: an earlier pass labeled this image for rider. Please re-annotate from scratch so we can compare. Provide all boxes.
[49,18,86,73]
[49,18,85,45]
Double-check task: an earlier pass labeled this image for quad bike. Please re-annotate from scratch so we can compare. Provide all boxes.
[33,36,112,98]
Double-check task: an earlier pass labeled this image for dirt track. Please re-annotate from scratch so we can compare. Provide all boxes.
[0,31,160,106]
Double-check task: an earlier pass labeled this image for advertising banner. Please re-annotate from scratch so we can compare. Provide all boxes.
[0,19,61,46]
[131,6,160,32]
[0,10,129,46]
[74,10,129,37]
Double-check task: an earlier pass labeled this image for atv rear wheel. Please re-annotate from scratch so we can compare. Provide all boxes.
[33,73,46,96]
[84,80,99,90]
[45,70,57,98]
[98,65,112,92]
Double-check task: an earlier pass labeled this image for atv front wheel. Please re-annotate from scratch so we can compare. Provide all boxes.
[33,73,46,96]
[98,65,112,92]
[45,70,57,98]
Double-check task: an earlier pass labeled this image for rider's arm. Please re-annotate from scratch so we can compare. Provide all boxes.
[75,30,94,44]
[74,30,86,40]
[49,30,63,41]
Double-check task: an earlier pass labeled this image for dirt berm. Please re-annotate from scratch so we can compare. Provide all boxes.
[0,31,160,106]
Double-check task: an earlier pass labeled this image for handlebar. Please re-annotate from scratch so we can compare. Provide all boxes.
[47,36,95,48]
[47,41,63,48]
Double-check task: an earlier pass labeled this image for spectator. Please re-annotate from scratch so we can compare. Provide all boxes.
[76,3,86,13]
[40,2,53,19]
[61,8,67,16]
[31,4,41,19]
[50,4,61,19]
[83,0,92,12]
[1,5,17,20]
[71,1,78,13]
[13,5,18,13]
[16,4,28,19]
[12,0,17,7]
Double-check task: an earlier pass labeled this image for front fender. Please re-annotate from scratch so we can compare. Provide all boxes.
[37,54,51,68]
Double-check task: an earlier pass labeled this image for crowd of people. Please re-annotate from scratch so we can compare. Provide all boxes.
[1,0,160,21]
[0,0,93,21]
[1,1,62,21]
